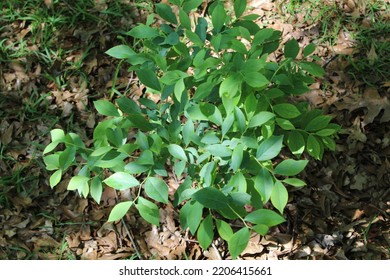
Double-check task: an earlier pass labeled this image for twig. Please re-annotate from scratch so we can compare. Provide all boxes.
[121,219,143,260]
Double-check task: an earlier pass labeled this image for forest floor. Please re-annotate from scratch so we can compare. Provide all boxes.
[0,0,389,259]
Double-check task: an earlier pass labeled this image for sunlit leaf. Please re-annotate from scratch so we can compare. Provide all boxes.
[103,172,139,190]
[271,181,288,214]
[108,201,133,222]
[145,177,169,204]
[245,209,285,227]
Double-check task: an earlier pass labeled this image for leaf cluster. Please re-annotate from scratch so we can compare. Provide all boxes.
[43,0,340,259]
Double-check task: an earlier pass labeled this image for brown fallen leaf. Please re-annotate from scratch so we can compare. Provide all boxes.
[334,88,390,126]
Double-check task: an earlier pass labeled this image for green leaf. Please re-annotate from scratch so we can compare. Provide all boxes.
[144,177,169,204]
[274,159,308,176]
[243,72,269,88]
[322,136,336,151]
[90,177,103,203]
[284,39,300,59]
[125,162,150,174]
[174,78,185,101]
[254,168,274,203]
[234,107,246,133]
[245,209,285,227]
[300,61,325,77]
[305,115,332,132]
[179,9,191,30]
[276,118,295,130]
[155,3,177,24]
[108,201,133,222]
[90,146,113,157]
[229,192,251,206]
[273,103,301,119]
[58,146,75,169]
[283,178,306,187]
[248,112,275,128]
[206,144,232,158]
[137,150,154,165]
[229,171,247,193]
[183,0,203,13]
[195,17,208,42]
[94,100,120,117]
[212,3,226,33]
[215,219,233,241]
[234,0,247,18]
[49,169,62,188]
[127,113,154,131]
[219,75,242,100]
[245,93,257,119]
[116,97,141,114]
[194,82,212,100]
[135,197,160,226]
[307,134,321,159]
[271,181,288,214]
[43,141,60,155]
[197,214,214,249]
[168,144,187,162]
[180,200,203,235]
[168,0,181,5]
[253,224,269,236]
[315,129,337,137]
[192,187,229,210]
[231,144,244,172]
[103,172,140,190]
[256,135,284,161]
[187,103,223,125]
[230,39,248,54]
[136,131,149,150]
[185,30,203,46]
[303,43,316,57]
[173,177,192,206]
[68,175,89,191]
[222,114,234,135]
[228,227,250,259]
[136,69,161,91]
[182,119,194,146]
[105,45,136,59]
[126,24,159,39]
[174,160,186,178]
[50,129,65,143]
[160,70,188,85]
[287,130,305,156]
[43,154,60,170]
[252,28,274,46]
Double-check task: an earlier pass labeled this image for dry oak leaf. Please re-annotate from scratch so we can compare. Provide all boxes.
[335,88,390,126]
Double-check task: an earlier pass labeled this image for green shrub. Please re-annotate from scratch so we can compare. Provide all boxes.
[43,0,340,259]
